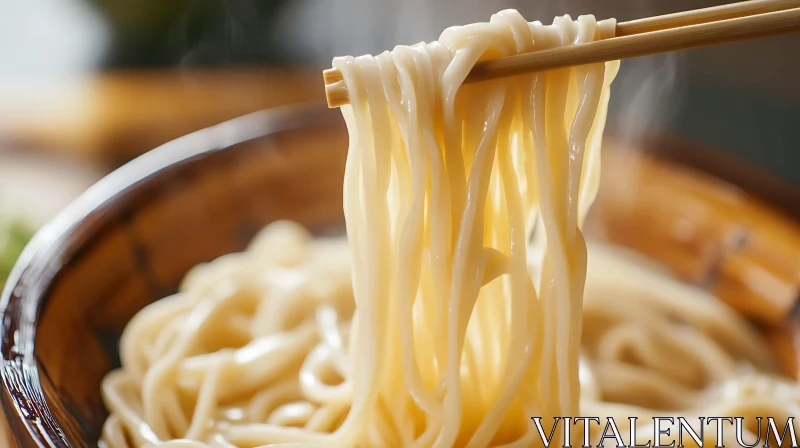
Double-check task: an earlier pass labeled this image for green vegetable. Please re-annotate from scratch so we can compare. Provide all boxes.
[0,219,35,283]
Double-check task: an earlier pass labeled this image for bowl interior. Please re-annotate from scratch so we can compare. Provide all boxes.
[2,106,348,446]
[1,106,798,446]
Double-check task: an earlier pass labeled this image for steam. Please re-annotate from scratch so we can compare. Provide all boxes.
[271,0,685,138]
[609,52,684,150]
[272,0,519,63]
[600,51,684,224]
[270,0,685,201]
[269,0,684,155]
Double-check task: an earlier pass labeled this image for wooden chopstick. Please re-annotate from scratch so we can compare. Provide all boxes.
[468,7,800,82]
[616,0,800,36]
[324,0,800,108]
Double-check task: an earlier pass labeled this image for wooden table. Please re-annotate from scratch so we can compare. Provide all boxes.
[0,67,326,167]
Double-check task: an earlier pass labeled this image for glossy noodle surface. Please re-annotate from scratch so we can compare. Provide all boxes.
[99,9,799,448]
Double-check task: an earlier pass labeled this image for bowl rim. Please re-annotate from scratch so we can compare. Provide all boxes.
[0,103,338,447]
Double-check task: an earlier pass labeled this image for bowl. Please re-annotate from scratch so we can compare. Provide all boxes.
[1,104,798,447]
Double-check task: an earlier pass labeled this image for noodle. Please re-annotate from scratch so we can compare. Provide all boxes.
[99,9,800,448]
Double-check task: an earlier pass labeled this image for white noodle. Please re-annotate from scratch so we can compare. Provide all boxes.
[100,9,799,448]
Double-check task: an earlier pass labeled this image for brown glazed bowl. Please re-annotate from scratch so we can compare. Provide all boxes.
[1,104,798,447]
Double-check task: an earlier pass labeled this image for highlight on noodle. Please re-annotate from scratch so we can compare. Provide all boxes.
[99,9,800,448]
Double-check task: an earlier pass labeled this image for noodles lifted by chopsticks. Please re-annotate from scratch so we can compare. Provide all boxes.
[99,9,800,448]
[330,10,616,447]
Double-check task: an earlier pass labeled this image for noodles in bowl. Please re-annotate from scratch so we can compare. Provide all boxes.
[99,9,800,448]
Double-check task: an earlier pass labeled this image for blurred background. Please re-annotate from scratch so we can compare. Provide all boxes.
[0,0,798,284]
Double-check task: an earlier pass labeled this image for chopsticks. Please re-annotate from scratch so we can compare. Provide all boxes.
[615,0,800,36]
[324,0,800,108]
[468,6,800,83]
